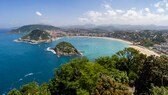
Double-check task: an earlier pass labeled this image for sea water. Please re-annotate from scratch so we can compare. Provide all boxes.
[0,29,129,94]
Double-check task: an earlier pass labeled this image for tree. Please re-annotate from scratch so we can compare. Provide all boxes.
[150,86,168,95]
[8,82,51,95]
[49,58,109,95]
[94,75,132,95]
[96,56,129,83]
[114,48,146,84]
[7,89,21,95]
[135,55,168,94]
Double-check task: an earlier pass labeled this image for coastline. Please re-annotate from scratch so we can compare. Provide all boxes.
[66,36,160,56]
[46,47,83,56]
[14,35,160,56]
[130,45,160,56]
[66,36,133,44]
[14,37,62,44]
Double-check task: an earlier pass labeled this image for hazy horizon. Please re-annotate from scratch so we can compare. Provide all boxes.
[2,0,168,28]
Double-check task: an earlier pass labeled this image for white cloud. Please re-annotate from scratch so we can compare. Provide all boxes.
[123,9,138,17]
[154,2,160,8]
[103,4,112,9]
[166,3,168,7]
[106,10,117,16]
[157,8,165,13]
[145,8,150,12]
[36,11,42,16]
[116,10,125,14]
[87,11,102,17]
[78,1,168,25]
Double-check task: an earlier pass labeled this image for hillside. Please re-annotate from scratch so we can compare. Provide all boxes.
[10,24,60,34]
[53,42,81,56]
[19,29,52,43]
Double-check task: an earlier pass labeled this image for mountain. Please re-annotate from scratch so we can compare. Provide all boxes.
[9,24,60,34]
[63,24,168,32]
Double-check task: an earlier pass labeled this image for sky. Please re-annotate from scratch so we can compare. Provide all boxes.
[1,0,168,28]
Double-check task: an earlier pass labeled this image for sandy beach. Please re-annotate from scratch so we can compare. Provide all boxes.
[67,36,160,56]
[130,45,160,56]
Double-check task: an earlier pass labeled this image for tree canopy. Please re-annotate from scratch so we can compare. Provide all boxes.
[8,48,168,95]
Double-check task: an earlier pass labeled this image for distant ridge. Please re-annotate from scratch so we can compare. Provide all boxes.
[9,24,168,34]
[63,24,168,32]
[9,24,60,34]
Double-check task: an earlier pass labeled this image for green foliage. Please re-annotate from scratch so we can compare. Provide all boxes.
[54,41,81,55]
[49,58,110,95]
[95,56,116,69]
[150,86,168,95]
[8,82,51,95]
[114,48,146,84]
[135,55,168,94]
[140,39,154,47]
[96,56,129,83]
[10,24,60,34]
[7,89,21,95]
[22,29,51,40]
[94,75,132,95]
[8,47,168,95]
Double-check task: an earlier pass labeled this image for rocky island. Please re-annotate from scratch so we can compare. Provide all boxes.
[17,29,53,43]
[49,42,82,56]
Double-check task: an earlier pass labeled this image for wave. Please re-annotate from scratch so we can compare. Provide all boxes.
[13,39,22,42]
[24,73,34,77]
[13,39,38,44]
[46,47,56,54]
[19,78,23,81]
[7,72,42,94]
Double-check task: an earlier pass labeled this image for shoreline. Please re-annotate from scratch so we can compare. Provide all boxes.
[14,35,160,56]
[14,37,62,44]
[66,36,133,44]
[66,36,160,56]
[130,45,160,56]
[46,47,83,56]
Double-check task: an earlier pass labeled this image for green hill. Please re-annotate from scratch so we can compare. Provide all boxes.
[20,29,51,43]
[53,42,81,56]
[10,24,60,34]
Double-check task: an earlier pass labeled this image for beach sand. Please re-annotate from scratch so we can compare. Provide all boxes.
[130,45,160,56]
[68,36,160,56]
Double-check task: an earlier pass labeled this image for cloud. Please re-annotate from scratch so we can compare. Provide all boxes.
[116,10,125,14]
[36,11,42,16]
[103,4,112,10]
[157,8,165,13]
[154,2,160,8]
[78,0,168,25]
[145,8,150,12]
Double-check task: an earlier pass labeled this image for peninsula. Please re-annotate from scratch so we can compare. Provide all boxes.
[17,29,53,43]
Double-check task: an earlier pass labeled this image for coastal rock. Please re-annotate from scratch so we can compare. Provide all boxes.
[53,42,81,56]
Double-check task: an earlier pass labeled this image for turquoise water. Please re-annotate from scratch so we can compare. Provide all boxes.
[0,30,129,94]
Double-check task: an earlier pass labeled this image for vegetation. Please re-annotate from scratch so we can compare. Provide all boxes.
[21,29,51,41]
[53,42,81,56]
[8,82,50,95]
[8,48,168,95]
[150,86,168,95]
[10,24,60,34]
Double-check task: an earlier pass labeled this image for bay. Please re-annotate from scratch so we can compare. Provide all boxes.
[0,29,129,94]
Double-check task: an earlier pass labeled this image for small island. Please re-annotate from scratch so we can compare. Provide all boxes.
[49,42,82,56]
[17,29,52,43]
